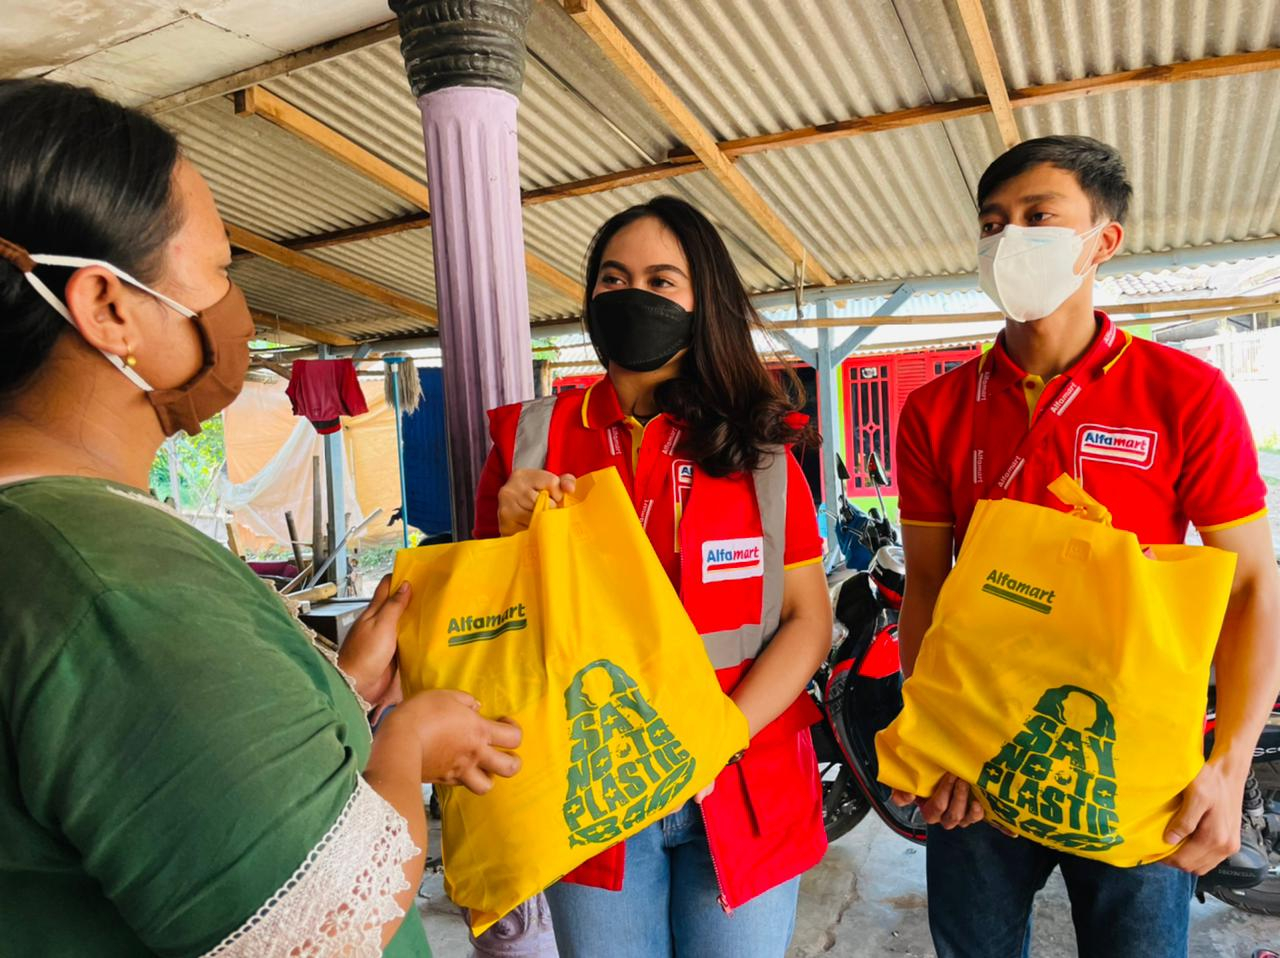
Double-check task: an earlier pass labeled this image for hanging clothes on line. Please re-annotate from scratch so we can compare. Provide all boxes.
[286,359,368,434]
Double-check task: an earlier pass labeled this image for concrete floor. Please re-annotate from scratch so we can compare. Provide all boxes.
[417,815,1280,957]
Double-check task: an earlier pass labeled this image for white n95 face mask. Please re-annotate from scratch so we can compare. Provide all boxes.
[978,222,1107,323]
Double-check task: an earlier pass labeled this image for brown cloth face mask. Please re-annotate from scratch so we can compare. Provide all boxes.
[0,237,254,436]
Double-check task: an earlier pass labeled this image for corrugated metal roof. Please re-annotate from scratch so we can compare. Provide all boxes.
[943,71,1280,253]
[232,256,422,339]
[163,97,414,239]
[102,0,1280,339]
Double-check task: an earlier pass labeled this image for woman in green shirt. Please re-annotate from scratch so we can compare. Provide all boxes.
[0,79,521,956]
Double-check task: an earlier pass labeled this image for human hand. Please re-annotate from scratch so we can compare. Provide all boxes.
[338,575,411,704]
[694,781,715,804]
[1162,759,1244,874]
[497,469,577,536]
[890,773,985,829]
[384,689,523,795]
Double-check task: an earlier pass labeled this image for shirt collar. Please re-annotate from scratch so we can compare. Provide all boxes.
[582,377,628,429]
[985,311,1127,391]
[582,376,684,432]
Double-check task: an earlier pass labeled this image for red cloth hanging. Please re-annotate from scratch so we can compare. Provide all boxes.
[285,359,369,434]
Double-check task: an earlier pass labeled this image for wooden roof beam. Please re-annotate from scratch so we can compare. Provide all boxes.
[142,20,400,116]
[769,292,1280,329]
[234,85,586,303]
[251,310,360,346]
[227,222,439,326]
[954,0,1022,149]
[561,0,838,286]
[238,48,1280,255]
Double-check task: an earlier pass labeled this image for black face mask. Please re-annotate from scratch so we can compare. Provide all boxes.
[588,288,695,373]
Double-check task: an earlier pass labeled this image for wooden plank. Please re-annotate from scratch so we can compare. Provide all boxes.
[229,224,438,325]
[235,213,432,261]
[235,86,432,210]
[521,160,699,204]
[769,293,1280,329]
[141,20,400,116]
[1010,48,1280,108]
[236,85,584,301]
[669,98,992,163]
[562,0,837,286]
[955,0,1022,149]
[251,310,360,346]
[847,308,1276,356]
[217,45,1280,264]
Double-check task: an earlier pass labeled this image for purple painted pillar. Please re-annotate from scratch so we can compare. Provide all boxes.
[391,4,553,955]
[392,0,535,540]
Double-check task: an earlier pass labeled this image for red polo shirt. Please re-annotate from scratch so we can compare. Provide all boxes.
[897,312,1267,546]
[474,379,825,588]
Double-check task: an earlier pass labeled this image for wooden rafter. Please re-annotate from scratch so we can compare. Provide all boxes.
[768,293,1280,329]
[288,48,1280,256]
[234,85,586,303]
[954,0,1022,149]
[251,310,359,346]
[141,20,399,116]
[227,222,439,326]
[561,0,837,286]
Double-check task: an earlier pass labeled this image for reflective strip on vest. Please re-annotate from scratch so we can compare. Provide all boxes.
[512,399,785,670]
[512,396,556,471]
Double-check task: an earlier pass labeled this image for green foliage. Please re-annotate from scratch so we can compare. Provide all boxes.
[148,415,226,509]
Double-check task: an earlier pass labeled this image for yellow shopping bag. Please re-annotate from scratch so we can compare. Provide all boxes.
[393,468,749,933]
[876,475,1237,866]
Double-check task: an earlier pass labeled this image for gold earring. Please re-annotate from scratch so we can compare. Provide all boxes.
[124,346,138,368]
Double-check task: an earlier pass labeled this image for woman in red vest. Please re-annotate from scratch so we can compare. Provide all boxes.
[474,196,833,956]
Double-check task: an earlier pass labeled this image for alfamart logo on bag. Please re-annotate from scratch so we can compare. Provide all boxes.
[562,660,695,848]
[447,603,528,646]
[702,537,764,583]
[983,569,1056,615]
[976,685,1123,852]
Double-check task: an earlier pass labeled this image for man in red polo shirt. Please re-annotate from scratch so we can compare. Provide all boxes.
[894,135,1280,957]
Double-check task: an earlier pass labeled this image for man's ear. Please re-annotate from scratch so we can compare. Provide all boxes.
[1093,221,1124,267]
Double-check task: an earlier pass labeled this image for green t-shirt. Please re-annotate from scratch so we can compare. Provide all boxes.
[0,478,429,957]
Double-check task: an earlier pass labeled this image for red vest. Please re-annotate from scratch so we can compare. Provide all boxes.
[495,392,826,910]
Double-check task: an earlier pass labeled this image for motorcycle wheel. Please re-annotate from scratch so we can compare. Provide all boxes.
[1211,761,1280,916]
[822,762,870,843]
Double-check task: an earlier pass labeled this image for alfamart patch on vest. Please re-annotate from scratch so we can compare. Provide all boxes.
[702,537,765,583]
[447,603,528,645]
[562,660,695,848]
[976,685,1123,852]
[982,569,1057,615]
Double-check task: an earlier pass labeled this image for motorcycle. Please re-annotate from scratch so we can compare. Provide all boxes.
[809,456,1280,917]
[810,452,926,844]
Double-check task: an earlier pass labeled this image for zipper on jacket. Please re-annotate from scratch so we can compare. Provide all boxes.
[700,802,735,914]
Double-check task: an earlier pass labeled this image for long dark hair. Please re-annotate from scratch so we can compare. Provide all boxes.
[0,79,182,399]
[583,196,818,476]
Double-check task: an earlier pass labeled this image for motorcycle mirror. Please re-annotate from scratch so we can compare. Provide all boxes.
[866,452,888,487]
[836,454,850,482]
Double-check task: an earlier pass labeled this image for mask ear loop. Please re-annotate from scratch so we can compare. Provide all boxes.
[17,251,198,394]
[1074,221,1111,281]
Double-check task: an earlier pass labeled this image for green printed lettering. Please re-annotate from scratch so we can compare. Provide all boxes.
[1086,735,1116,778]
[1050,728,1085,770]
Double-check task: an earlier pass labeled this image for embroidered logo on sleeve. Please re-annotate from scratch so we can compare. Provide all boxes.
[1075,424,1158,471]
[702,537,765,583]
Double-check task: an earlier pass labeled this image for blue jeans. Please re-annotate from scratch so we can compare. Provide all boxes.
[544,802,801,958]
[927,823,1196,958]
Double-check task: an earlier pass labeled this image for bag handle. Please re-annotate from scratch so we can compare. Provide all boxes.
[1048,473,1112,525]
[530,489,554,524]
